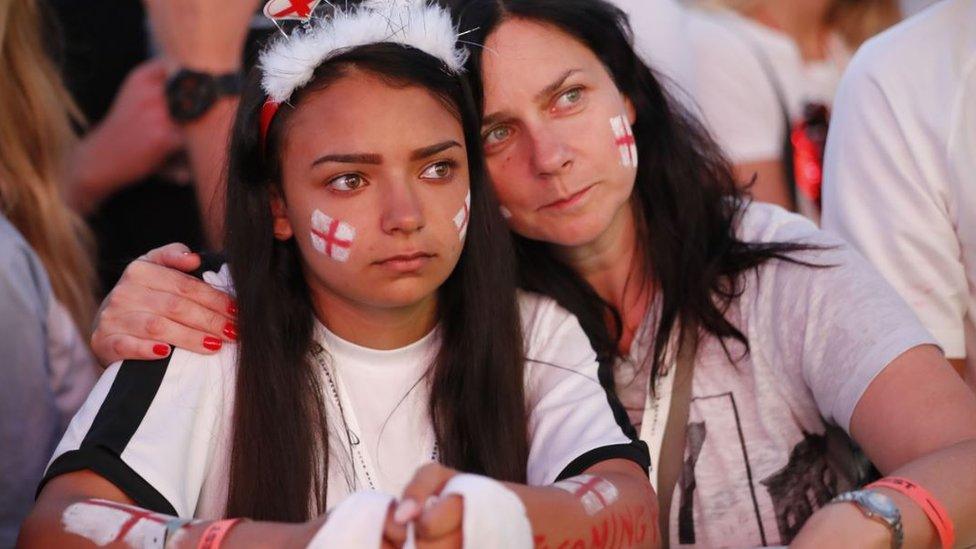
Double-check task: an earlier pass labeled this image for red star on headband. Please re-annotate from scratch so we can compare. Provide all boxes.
[263,0,322,21]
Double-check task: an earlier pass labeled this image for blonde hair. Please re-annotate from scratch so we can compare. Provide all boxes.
[0,0,96,335]
[697,0,901,49]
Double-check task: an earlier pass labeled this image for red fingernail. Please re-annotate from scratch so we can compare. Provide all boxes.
[223,322,238,341]
[153,344,171,357]
[227,302,239,316]
[203,337,223,351]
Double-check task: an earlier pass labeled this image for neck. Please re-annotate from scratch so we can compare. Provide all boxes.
[750,0,834,61]
[309,286,438,350]
[554,203,653,353]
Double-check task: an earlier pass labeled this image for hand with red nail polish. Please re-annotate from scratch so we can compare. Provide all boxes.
[90,243,237,365]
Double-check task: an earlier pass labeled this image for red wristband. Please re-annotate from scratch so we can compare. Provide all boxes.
[197,518,245,549]
[868,477,954,549]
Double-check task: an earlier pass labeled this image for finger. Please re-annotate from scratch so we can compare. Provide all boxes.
[91,333,172,366]
[139,242,200,272]
[123,259,237,318]
[397,464,454,525]
[415,496,463,541]
[415,531,462,549]
[382,504,408,548]
[103,311,225,356]
[121,286,234,341]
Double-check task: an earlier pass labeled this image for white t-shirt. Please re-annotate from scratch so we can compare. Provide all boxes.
[43,283,645,518]
[822,0,976,390]
[688,9,851,222]
[617,202,936,547]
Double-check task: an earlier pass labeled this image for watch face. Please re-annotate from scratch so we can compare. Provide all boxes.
[863,491,899,516]
[167,71,218,122]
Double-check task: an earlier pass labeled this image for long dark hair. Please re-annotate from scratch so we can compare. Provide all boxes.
[451,0,824,389]
[223,42,528,521]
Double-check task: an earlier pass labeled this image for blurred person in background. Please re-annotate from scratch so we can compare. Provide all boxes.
[823,0,976,391]
[686,0,901,222]
[49,0,263,290]
[0,0,99,544]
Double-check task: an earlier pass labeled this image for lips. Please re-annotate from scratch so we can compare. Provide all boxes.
[374,251,436,273]
[539,184,595,211]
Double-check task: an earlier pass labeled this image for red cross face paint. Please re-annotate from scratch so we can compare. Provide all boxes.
[311,209,356,263]
[453,191,471,241]
[552,474,620,516]
[263,0,322,21]
[610,114,638,169]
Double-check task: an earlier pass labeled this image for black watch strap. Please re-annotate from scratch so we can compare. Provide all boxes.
[166,69,244,123]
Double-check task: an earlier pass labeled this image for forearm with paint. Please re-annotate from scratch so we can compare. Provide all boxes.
[20,494,319,549]
[505,465,659,549]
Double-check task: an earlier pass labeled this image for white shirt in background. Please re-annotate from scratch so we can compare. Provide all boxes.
[689,9,851,165]
[822,0,976,389]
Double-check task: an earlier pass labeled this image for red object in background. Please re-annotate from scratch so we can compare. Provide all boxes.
[790,103,830,210]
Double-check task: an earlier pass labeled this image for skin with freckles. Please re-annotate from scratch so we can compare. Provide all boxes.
[271,69,471,345]
[480,18,637,249]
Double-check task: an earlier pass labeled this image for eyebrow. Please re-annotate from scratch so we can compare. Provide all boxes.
[481,68,583,129]
[410,140,462,161]
[310,140,462,167]
[534,69,582,103]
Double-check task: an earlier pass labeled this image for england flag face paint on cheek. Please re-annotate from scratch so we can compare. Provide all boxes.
[310,209,356,263]
[610,114,638,168]
[453,191,471,241]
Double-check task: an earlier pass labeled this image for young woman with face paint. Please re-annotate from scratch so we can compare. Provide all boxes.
[87,0,976,547]
[21,3,655,548]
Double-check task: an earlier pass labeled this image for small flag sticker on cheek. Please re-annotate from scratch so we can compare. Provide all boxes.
[310,209,356,263]
[453,191,471,241]
[610,115,638,168]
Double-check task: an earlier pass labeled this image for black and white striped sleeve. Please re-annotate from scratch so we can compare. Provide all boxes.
[38,347,233,518]
[519,293,650,486]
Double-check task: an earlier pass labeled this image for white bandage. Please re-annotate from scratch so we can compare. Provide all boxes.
[440,474,533,549]
[306,491,395,549]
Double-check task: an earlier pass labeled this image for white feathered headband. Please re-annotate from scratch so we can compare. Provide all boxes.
[258,0,470,145]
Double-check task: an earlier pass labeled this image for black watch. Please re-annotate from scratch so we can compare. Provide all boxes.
[165,69,244,123]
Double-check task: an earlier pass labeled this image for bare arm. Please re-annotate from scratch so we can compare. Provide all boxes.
[20,472,321,549]
[142,0,259,247]
[394,460,658,548]
[792,345,976,548]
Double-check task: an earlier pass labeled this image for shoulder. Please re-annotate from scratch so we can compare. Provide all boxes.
[735,201,840,247]
[517,290,584,340]
[516,290,596,365]
[844,0,975,96]
[0,215,51,314]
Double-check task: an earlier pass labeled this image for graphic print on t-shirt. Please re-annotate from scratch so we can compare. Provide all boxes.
[675,391,855,546]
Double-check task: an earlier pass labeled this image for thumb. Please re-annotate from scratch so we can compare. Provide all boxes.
[140,243,201,272]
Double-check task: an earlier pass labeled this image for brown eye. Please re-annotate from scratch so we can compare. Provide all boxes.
[420,161,454,180]
[328,174,367,191]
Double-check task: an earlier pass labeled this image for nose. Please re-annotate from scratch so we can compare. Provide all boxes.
[380,178,426,235]
[529,123,573,178]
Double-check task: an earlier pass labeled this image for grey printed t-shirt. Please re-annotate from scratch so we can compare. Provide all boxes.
[614,203,937,547]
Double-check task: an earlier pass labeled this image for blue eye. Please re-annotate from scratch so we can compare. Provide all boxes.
[554,87,584,109]
[420,161,455,180]
[328,174,367,192]
[483,125,513,147]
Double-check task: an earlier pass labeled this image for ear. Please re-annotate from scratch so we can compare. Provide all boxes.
[270,191,294,241]
[623,94,637,126]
